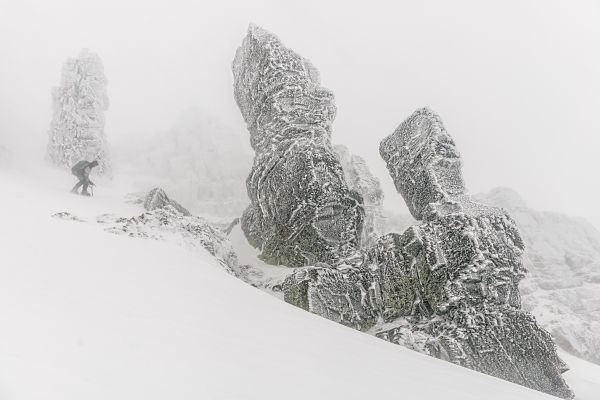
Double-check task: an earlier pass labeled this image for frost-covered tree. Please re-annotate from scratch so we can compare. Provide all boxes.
[47,50,110,174]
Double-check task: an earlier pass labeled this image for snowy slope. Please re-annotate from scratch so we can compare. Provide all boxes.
[0,168,597,399]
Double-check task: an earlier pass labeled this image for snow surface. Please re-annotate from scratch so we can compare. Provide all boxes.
[1,167,599,399]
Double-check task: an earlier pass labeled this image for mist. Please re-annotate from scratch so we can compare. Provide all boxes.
[1,0,599,228]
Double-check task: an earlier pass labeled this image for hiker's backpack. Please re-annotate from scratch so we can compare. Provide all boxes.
[71,161,88,176]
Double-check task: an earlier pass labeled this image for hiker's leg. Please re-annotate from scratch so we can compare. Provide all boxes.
[71,179,83,193]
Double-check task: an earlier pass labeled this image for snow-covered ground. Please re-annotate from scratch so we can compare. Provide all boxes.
[1,166,599,399]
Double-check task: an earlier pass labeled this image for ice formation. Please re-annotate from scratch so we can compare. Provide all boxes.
[476,187,600,365]
[334,144,384,248]
[283,108,573,398]
[47,50,110,175]
[144,187,191,216]
[232,24,364,267]
[379,108,465,221]
[99,205,239,276]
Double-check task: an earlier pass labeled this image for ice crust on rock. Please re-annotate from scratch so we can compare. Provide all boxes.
[232,24,364,267]
[144,187,191,216]
[476,187,600,365]
[334,144,384,248]
[283,108,573,398]
[100,207,239,276]
[379,107,465,221]
[47,50,111,175]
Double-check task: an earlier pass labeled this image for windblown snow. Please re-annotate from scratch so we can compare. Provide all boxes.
[2,166,598,399]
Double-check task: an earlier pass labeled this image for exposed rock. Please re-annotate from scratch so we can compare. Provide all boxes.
[144,187,191,216]
[379,107,465,221]
[283,108,573,398]
[100,206,239,276]
[476,187,600,365]
[334,144,384,248]
[232,24,364,267]
[51,212,86,222]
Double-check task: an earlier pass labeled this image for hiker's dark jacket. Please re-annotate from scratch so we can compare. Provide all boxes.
[72,161,94,183]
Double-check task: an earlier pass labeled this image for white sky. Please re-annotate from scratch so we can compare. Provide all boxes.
[1,0,599,228]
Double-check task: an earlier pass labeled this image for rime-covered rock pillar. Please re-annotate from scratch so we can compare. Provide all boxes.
[47,50,111,175]
[283,107,574,398]
[375,107,573,398]
[232,24,364,267]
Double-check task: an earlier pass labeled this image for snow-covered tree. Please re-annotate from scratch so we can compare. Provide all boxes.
[47,50,110,174]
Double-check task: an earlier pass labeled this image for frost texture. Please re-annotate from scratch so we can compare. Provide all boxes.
[47,50,110,175]
[334,145,384,248]
[100,206,239,276]
[476,187,600,365]
[232,24,364,267]
[379,107,465,221]
[283,108,573,398]
[144,187,191,216]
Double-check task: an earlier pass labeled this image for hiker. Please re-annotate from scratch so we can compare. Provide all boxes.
[71,160,98,196]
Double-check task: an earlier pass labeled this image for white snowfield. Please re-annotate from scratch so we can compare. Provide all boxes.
[0,167,598,400]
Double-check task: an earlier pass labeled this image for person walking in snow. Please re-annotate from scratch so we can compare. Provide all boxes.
[71,160,98,196]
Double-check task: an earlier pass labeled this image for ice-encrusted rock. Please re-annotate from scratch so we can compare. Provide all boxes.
[51,212,86,222]
[144,187,191,216]
[476,187,600,365]
[334,144,384,248]
[283,109,573,398]
[47,50,111,175]
[232,24,364,267]
[379,107,465,221]
[99,206,239,275]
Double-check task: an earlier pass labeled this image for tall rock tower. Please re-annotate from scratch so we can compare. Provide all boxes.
[47,50,110,175]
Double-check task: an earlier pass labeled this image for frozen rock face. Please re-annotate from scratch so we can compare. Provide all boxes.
[476,187,600,365]
[284,109,573,398]
[144,187,191,216]
[99,207,239,276]
[232,24,364,267]
[47,50,111,175]
[334,145,384,248]
[379,107,465,221]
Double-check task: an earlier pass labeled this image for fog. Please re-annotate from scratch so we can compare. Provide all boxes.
[1,0,599,228]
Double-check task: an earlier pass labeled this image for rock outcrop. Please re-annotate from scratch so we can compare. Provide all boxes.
[99,206,239,276]
[476,187,600,365]
[283,108,573,398]
[232,24,364,267]
[144,187,191,216]
[334,145,384,248]
[379,108,466,221]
